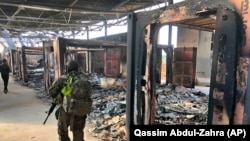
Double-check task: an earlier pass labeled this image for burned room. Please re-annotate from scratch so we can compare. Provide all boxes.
[0,0,250,141]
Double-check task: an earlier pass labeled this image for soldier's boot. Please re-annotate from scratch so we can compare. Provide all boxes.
[59,135,70,141]
[73,130,84,141]
[58,127,70,141]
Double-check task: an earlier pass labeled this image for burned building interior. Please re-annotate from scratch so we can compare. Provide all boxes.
[0,0,250,140]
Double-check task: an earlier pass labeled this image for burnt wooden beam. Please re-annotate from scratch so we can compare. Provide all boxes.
[43,41,53,93]
[16,51,22,78]
[53,38,65,80]
[144,23,157,124]
[25,50,43,54]
[10,49,16,75]
[17,50,43,54]
[157,45,173,49]
[66,48,105,53]
[165,47,173,84]
[155,47,162,84]
[17,47,44,55]
[63,37,127,48]
[24,46,43,50]
[156,44,174,84]
[21,46,28,82]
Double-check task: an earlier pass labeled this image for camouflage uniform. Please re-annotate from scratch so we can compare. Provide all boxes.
[49,64,89,141]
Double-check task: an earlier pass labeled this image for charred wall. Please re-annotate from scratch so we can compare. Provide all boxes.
[96,33,127,78]
[92,51,104,74]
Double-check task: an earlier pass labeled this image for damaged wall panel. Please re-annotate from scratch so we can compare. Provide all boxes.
[173,47,197,88]
[7,46,43,83]
[104,48,121,77]
[96,33,128,78]
[43,37,127,92]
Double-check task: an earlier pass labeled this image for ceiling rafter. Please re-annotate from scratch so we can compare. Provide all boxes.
[0,0,165,38]
[0,2,126,14]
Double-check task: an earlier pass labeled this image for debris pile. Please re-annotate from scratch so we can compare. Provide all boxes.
[15,70,210,140]
[155,85,208,125]
[87,93,127,140]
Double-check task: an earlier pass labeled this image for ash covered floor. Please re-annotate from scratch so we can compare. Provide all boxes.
[12,69,210,141]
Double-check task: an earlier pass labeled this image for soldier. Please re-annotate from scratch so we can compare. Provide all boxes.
[48,60,92,141]
[0,58,11,94]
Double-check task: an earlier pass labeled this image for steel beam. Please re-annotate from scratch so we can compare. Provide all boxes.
[207,8,239,124]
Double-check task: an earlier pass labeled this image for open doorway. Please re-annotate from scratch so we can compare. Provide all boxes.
[158,25,212,95]
[152,9,219,125]
[150,5,242,124]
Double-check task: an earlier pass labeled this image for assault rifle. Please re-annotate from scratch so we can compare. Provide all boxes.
[43,102,57,125]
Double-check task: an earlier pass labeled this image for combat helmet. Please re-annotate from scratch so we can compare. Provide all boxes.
[66,60,78,72]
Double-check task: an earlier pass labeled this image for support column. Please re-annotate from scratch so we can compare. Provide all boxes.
[10,49,15,75]
[86,26,91,73]
[207,8,238,125]
[166,0,173,84]
[53,38,65,80]
[21,46,27,82]
[126,12,137,140]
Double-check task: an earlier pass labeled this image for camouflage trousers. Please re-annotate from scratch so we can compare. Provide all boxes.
[57,107,87,141]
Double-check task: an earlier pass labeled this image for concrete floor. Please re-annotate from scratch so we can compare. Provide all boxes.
[0,75,101,141]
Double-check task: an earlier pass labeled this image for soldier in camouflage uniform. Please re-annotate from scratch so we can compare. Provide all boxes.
[49,60,89,141]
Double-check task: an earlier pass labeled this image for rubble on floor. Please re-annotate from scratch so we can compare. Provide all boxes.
[155,85,208,125]
[14,71,210,141]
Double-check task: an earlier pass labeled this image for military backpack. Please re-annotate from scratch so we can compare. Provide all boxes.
[61,71,93,117]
